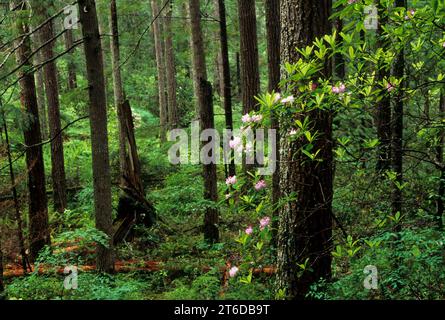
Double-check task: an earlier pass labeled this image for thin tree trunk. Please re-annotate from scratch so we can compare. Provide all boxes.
[277,0,333,300]
[11,0,50,262]
[151,0,168,142]
[237,0,260,114]
[34,1,68,213]
[436,91,445,230]
[31,30,48,141]
[333,17,345,79]
[78,0,114,273]
[376,2,391,172]
[236,52,241,99]
[0,238,3,293]
[1,106,31,273]
[189,0,219,244]
[216,0,235,177]
[265,0,280,246]
[164,1,178,128]
[64,29,77,90]
[110,0,128,185]
[391,0,405,220]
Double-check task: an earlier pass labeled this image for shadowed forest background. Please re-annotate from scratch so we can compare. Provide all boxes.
[0,0,444,300]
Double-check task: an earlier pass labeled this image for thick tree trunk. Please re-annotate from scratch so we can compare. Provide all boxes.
[189,0,219,243]
[216,0,235,177]
[277,0,333,300]
[64,29,77,90]
[34,1,68,213]
[12,0,50,262]
[265,0,281,245]
[376,2,391,172]
[164,2,178,129]
[151,0,168,142]
[237,0,260,114]
[79,0,114,273]
[391,0,405,219]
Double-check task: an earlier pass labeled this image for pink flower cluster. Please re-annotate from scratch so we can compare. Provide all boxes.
[229,137,242,150]
[281,95,295,104]
[405,9,415,20]
[226,175,237,186]
[332,83,346,94]
[348,0,357,4]
[229,266,239,278]
[254,180,267,191]
[260,216,271,230]
[242,113,263,124]
[387,83,395,92]
[244,216,271,235]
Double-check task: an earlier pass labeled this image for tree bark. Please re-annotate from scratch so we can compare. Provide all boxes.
[436,91,444,230]
[265,0,281,246]
[391,0,405,220]
[33,43,48,141]
[216,0,235,177]
[276,0,333,300]
[189,0,219,243]
[164,1,178,129]
[0,239,3,293]
[11,0,50,262]
[1,106,31,273]
[64,29,77,90]
[78,0,114,273]
[237,0,260,113]
[151,0,168,142]
[34,0,68,213]
[376,2,391,172]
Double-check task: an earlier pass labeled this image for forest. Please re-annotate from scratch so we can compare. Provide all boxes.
[0,0,444,301]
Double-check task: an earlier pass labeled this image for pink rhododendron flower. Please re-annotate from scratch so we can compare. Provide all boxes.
[225,194,231,200]
[251,114,263,123]
[348,0,357,4]
[311,82,318,91]
[229,266,239,277]
[242,114,251,123]
[255,180,267,191]
[245,226,253,235]
[281,95,295,104]
[387,83,395,92]
[332,83,346,94]
[226,175,237,186]
[260,216,271,230]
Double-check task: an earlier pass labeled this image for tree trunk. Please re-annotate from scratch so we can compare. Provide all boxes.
[391,0,405,220]
[11,0,50,262]
[64,29,77,90]
[216,0,235,177]
[34,1,68,213]
[276,0,333,300]
[436,91,444,230]
[265,0,281,245]
[33,43,48,141]
[0,239,4,293]
[189,0,219,243]
[78,0,114,273]
[151,0,168,142]
[1,106,31,273]
[376,2,391,172]
[237,0,260,114]
[110,0,128,185]
[164,1,178,129]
